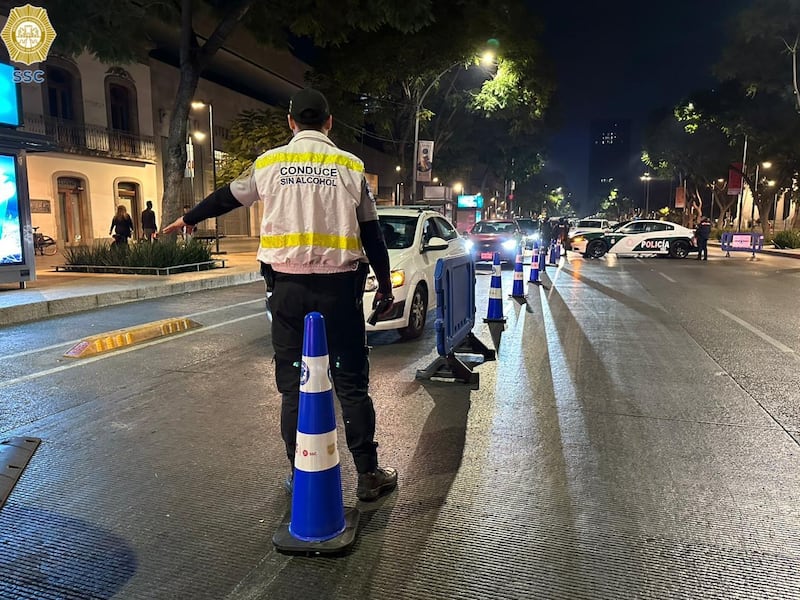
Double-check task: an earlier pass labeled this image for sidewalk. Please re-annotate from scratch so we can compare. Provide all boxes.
[0,237,262,326]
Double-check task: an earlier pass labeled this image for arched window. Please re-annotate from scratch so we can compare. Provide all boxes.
[105,70,139,135]
[43,58,83,123]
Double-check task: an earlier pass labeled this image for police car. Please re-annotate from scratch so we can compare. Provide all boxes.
[569,219,697,259]
[364,207,467,339]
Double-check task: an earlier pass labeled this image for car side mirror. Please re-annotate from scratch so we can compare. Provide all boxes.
[423,236,449,252]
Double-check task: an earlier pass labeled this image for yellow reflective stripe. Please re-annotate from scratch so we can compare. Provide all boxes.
[255,152,364,173]
[260,232,362,251]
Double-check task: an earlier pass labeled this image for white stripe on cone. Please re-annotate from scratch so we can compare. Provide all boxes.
[489,287,503,299]
[300,355,332,394]
[295,430,340,472]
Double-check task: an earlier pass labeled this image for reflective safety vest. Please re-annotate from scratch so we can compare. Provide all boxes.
[251,130,368,274]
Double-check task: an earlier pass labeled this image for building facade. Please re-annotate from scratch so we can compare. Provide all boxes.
[587,119,632,209]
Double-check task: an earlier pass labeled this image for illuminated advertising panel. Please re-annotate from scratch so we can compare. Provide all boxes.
[0,153,22,264]
[0,63,19,126]
[456,194,484,209]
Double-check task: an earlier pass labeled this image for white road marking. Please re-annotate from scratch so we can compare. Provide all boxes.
[0,312,264,389]
[717,308,795,354]
[0,299,263,360]
[659,272,677,283]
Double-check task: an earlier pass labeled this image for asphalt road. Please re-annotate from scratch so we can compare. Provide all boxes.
[1,251,799,599]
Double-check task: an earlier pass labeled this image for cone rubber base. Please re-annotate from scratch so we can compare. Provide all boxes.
[483,317,506,323]
[273,507,360,554]
[509,293,527,299]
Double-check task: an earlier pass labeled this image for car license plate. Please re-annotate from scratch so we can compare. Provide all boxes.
[480,252,493,260]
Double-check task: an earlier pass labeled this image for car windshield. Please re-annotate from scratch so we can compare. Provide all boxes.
[577,220,602,228]
[378,215,417,249]
[473,221,517,234]
[610,221,630,231]
[515,219,537,234]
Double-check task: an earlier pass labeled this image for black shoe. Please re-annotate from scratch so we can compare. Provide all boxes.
[357,467,398,501]
[284,472,293,494]
[703,257,707,261]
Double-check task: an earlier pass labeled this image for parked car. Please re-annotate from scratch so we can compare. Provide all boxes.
[570,219,697,259]
[463,219,522,263]
[514,217,540,250]
[569,218,616,237]
[363,207,467,339]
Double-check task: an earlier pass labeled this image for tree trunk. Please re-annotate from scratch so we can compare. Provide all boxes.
[160,68,200,240]
[159,0,255,236]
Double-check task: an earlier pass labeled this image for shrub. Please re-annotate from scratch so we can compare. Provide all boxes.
[62,239,215,273]
[773,230,800,249]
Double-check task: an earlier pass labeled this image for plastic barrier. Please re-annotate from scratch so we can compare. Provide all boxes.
[273,312,359,553]
[720,232,764,257]
[416,254,495,384]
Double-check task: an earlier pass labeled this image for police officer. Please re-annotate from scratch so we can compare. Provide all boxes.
[163,88,398,502]
[695,215,712,261]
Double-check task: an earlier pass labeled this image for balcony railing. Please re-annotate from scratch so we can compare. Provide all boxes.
[21,113,156,162]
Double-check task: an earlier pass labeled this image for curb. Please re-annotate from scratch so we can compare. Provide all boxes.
[0,270,261,327]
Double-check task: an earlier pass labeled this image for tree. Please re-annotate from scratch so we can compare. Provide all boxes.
[43,0,433,235]
[641,98,738,228]
[307,0,554,201]
[715,0,800,112]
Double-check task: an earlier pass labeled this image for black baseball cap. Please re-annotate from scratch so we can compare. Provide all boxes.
[289,88,330,125]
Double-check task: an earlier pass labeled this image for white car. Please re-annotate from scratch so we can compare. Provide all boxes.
[364,207,468,339]
[570,219,697,259]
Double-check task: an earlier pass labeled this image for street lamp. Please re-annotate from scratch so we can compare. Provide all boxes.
[191,100,224,254]
[749,161,772,231]
[640,173,651,216]
[411,52,495,202]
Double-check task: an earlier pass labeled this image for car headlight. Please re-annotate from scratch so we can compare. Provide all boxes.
[571,236,585,244]
[464,240,474,251]
[502,239,517,250]
[390,269,405,288]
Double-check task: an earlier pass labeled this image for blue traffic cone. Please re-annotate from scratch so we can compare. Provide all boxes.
[273,312,359,553]
[510,252,526,298]
[528,241,541,284]
[538,244,547,272]
[555,241,562,262]
[484,252,506,322]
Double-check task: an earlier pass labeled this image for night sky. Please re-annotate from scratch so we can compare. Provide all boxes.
[533,0,750,213]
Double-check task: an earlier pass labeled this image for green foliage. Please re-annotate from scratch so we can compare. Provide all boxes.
[773,229,800,248]
[62,240,214,272]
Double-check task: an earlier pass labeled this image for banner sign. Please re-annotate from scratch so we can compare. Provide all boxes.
[674,186,686,209]
[728,163,743,195]
[417,140,434,182]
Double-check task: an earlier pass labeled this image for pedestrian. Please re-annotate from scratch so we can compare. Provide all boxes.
[109,205,133,246]
[162,88,398,502]
[141,200,157,242]
[695,215,712,261]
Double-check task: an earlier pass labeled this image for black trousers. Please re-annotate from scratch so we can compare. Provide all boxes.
[697,237,708,259]
[268,264,378,474]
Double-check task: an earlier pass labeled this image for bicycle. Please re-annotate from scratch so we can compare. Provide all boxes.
[32,226,58,255]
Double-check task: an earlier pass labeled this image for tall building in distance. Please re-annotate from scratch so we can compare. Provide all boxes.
[587,119,631,211]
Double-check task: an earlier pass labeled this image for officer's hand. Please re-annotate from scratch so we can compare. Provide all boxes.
[161,217,186,235]
[367,291,394,325]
